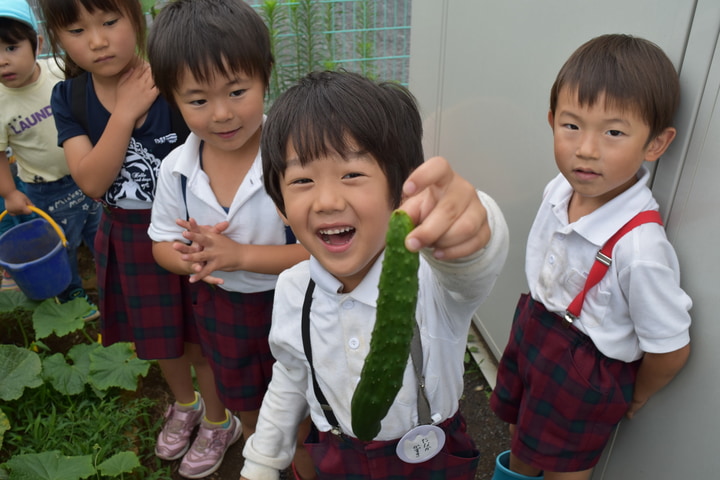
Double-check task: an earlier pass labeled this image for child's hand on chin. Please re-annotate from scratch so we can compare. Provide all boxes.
[399,156,491,260]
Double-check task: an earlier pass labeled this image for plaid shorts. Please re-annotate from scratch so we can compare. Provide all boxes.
[490,294,640,472]
[94,208,198,360]
[192,282,275,412]
[304,411,479,479]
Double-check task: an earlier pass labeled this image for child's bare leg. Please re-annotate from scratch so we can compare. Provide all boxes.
[544,470,593,480]
[293,416,317,479]
[184,342,227,423]
[238,409,259,441]
[157,354,195,404]
[509,451,544,477]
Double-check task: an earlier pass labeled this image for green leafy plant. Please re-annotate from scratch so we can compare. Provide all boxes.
[141,0,160,18]
[259,0,339,104]
[0,290,161,479]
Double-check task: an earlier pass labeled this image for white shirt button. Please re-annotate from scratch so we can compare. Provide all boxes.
[343,300,355,309]
[348,337,360,349]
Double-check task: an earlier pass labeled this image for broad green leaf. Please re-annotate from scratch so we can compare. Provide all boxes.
[32,299,86,340]
[4,451,94,480]
[96,451,140,477]
[0,290,39,313]
[88,343,149,391]
[0,408,10,450]
[0,345,42,401]
[42,343,98,395]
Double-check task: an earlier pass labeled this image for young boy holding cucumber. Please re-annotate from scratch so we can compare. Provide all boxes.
[240,70,509,480]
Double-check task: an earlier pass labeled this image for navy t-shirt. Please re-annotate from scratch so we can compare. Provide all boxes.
[51,73,184,208]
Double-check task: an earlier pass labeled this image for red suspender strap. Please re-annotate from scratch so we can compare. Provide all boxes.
[564,210,663,324]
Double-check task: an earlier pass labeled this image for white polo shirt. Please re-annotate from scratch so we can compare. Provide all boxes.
[148,131,289,293]
[526,166,691,362]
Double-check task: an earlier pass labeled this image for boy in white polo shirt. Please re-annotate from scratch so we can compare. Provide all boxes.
[490,34,692,480]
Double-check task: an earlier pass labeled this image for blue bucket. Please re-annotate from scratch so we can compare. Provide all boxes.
[0,207,71,300]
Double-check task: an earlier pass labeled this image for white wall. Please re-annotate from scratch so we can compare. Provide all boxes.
[409,0,720,478]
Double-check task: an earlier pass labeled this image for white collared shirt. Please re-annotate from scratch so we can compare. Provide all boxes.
[526,166,691,362]
[241,191,509,479]
[148,130,289,293]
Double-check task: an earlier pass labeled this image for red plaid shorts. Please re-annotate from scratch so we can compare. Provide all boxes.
[192,282,275,412]
[304,411,478,479]
[490,294,640,472]
[94,208,197,360]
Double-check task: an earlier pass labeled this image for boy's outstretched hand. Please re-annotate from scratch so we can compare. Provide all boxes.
[400,156,490,260]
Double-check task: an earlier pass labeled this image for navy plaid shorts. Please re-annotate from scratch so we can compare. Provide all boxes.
[490,294,640,472]
[192,282,275,411]
[304,411,478,479]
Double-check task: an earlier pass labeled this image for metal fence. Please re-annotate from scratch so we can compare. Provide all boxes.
[30,0,411,89]
[248,0,412,85]
[248,0,412,103]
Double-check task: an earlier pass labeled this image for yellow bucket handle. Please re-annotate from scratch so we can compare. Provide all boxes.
[0,206,68,247]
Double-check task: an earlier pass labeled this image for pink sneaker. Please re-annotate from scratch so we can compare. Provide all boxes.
[155,394,205,461]
[178,413,242,479]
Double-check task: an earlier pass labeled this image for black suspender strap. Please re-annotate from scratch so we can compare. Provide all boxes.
[302,280,342,435]
[301,279,433,438]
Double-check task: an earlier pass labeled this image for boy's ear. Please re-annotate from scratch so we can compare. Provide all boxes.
[645,127,677,162]
[36,35,44,57]
[547,110,555,129]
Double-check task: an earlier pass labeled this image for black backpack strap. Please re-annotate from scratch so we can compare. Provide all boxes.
[70,72,89,134]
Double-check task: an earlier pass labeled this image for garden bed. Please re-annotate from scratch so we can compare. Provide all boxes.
[1,245,509,479]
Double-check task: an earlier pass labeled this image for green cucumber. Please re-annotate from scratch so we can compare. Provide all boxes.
[351,209,419,441]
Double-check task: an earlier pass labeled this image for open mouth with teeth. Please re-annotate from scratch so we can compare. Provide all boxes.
[319,226,356,245]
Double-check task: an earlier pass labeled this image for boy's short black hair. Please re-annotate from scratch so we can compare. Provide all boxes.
[550,34,680,142]
[147,0,273,106]
[262,70,424,216]
[0,18,38,57]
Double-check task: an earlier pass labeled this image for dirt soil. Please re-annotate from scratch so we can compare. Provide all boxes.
[129,349,509,480]
[87,246,511,479]
[137,355,510,480]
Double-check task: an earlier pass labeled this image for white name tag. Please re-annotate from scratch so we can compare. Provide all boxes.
[396,424,446,464]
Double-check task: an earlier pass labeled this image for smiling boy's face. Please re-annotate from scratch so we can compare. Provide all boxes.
[174,63,265,161]
[279,140,393,292]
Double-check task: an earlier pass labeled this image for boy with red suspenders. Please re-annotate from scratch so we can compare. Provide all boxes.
[490,34,692,480]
